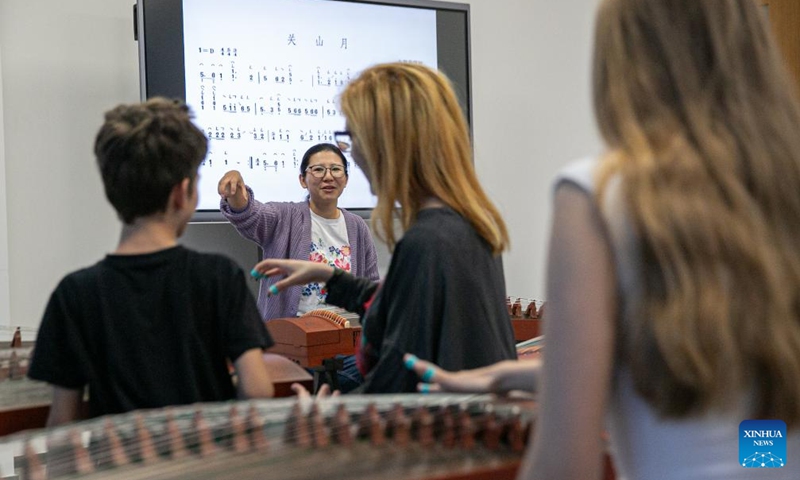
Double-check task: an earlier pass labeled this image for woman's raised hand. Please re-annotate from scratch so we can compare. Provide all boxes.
[218,170,249,210]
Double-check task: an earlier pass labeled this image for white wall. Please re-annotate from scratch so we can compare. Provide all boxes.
[0,0,602,334]
[469,0,602,300]
[0,0,139,337]
[0,49,11,339]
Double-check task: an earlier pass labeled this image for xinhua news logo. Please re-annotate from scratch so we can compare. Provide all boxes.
[739,420,786,468]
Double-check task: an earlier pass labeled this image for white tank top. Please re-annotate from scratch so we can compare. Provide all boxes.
[557,158,800,480]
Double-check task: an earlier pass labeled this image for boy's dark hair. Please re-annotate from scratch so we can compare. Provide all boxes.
[94,97,208,224]
[299,142,349,177]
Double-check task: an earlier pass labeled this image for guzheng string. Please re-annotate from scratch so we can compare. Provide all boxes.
[16,394,533,479]
[34,398,496,477]
[301,308,352,327]
[45,396,487,468]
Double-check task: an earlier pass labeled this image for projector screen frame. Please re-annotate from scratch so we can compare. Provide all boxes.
[135,0,472,222]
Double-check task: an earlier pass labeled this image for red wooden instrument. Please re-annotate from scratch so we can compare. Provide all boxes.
[507,297,544,342]
[266,310,361,368]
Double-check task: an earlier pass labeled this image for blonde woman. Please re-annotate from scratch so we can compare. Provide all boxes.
[253,63,517,393]
[406,0,800,478]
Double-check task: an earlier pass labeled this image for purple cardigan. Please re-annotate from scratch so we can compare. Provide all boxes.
[221,186,380,321]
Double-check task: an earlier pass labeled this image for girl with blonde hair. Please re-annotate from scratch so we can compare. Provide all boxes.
[405,0,800,478]
[253,62,517,393]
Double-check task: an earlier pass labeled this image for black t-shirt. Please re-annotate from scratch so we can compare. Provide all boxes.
[328,207,517,393]
[28,246,272,417]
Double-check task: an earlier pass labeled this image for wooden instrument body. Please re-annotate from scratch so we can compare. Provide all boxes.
[2,394,539,480]
[507,298,543,342]
[0,354,311,438]
[0,346,42,437]
[510,318,541,343]
[0,346,32,382]
[266,316,361,367]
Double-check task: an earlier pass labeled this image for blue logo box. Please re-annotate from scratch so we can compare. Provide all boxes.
[740,420,787,468]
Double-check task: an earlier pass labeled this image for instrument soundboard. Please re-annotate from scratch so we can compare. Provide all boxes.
[3,393,537,480]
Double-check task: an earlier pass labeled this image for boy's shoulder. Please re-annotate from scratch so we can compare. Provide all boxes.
[56,259,108,289]
[58,247,243,288]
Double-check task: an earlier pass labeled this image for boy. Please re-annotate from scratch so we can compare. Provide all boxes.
[28,98,274,426]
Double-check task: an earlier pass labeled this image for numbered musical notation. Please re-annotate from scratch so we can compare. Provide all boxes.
[203,127,335,144]
[198,46,239,56]
[199,91,340,119]
[313,67,351,88]
[198,62,292,86]
[196,55,351,91]
[188,44,352,192]
[247,65,293,85]
[202,149,301,172]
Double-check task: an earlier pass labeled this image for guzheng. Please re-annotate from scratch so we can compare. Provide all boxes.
[266,310,361,368]
[0,347,32,382]
[0,354,314,438]
[2,393,537,480]
[0,346,51,438]
[515,336,544,361]
[506,297,544,342]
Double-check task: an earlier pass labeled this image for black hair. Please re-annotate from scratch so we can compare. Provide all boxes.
[299,143,349,177]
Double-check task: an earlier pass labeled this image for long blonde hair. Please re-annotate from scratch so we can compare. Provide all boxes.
[594,0,800,425]
[339,63,508,254]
